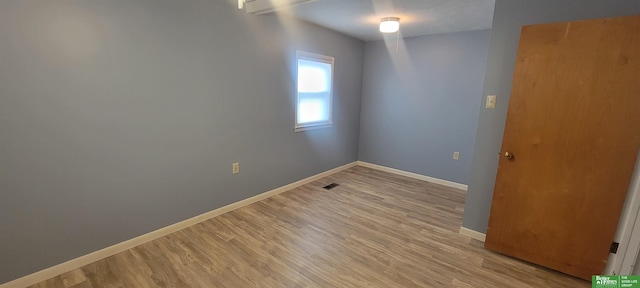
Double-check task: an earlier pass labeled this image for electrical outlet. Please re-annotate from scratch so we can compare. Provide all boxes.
[453,152,460,160]
[486,95,497,109]
[232,162,239,174]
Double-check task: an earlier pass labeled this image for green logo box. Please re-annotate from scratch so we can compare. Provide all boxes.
[593,275,640,288]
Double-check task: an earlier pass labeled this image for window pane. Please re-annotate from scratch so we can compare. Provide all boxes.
[298,92,330,124]
[295,52,333,131]
[298,59,331,93]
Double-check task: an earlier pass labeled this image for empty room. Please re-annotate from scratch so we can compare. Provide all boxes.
[2,0,640,287]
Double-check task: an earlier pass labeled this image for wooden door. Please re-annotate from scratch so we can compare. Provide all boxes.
[485,15,640,280]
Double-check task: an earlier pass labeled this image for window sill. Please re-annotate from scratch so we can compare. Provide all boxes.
[294,123,333,132]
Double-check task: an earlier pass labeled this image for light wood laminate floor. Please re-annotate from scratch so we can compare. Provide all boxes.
[30,166,590,287]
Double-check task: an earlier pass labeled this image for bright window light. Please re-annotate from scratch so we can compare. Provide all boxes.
[298,60,330,93]
[295,51,334,132]
[298,98,328,123]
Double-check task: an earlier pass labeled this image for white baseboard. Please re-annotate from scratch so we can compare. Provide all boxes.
[0,162,358,288]
[356,161,468,191]
[459,227,486,242]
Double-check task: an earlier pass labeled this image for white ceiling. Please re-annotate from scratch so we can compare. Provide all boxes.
[283,0,495,41]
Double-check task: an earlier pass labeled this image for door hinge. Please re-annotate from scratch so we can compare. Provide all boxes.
[610,242,620,254]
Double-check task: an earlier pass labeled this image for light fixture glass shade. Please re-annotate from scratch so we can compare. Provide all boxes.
[379,17,400,33]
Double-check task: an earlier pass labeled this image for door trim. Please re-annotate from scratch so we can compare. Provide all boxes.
[607,153,640,275]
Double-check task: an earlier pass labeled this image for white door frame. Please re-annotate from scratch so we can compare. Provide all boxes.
[606,152,640,275]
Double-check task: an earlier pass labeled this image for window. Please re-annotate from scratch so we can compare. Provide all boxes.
[295,51,334,132]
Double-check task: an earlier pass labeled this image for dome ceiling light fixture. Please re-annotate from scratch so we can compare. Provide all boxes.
[379,17,400,33]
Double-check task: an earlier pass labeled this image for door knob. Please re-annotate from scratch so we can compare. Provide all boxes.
[504,151,514,160]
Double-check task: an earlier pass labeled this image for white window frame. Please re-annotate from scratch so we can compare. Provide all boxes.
[294,51,334,132]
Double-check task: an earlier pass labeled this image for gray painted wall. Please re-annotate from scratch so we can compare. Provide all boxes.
[358,30,491,185]
[0,0,364,283]
[463,0,640,233]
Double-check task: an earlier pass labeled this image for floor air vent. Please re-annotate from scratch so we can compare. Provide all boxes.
[323,183,339,190]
